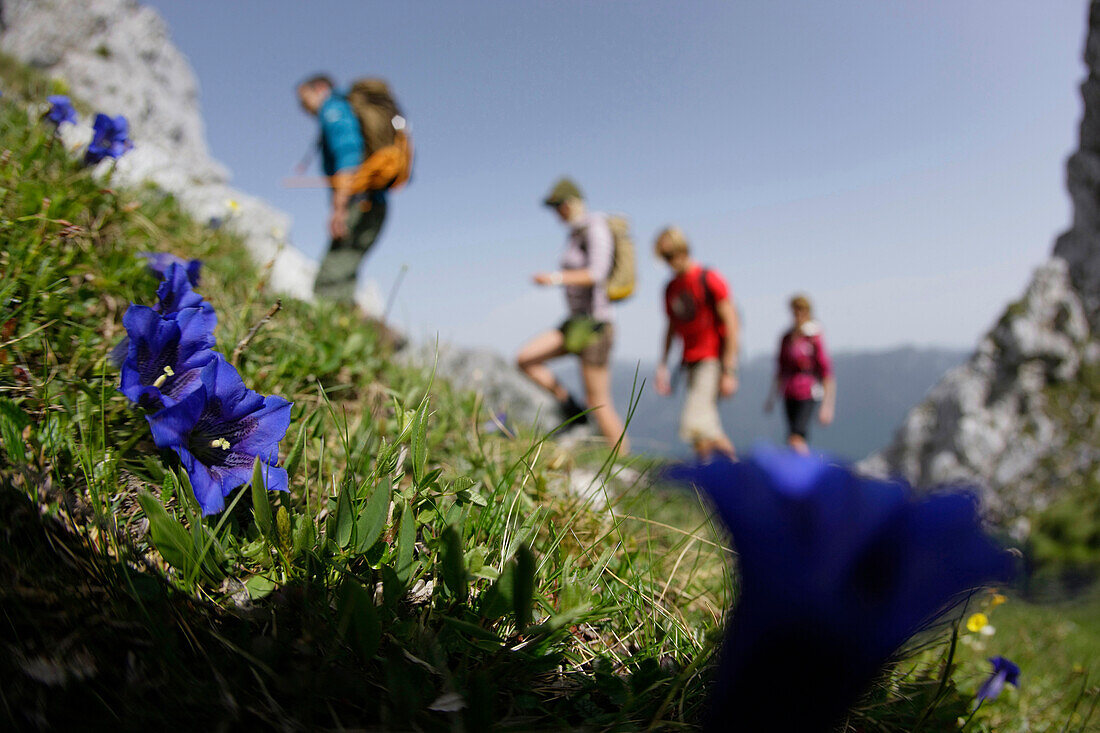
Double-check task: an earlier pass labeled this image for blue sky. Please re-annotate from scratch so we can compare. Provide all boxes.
[144,0,1087,361]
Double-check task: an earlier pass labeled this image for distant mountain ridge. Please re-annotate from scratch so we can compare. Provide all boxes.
[599,346,969,460]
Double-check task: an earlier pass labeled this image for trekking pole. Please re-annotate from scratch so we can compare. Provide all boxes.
[382,264,408,327]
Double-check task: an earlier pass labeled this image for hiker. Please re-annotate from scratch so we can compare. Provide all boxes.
[515,178,630,453]
[653,227,740,460]
[296,74,410,318]
[764,293,836,454]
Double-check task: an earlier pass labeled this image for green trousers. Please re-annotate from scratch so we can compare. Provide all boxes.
[313,197,388,304]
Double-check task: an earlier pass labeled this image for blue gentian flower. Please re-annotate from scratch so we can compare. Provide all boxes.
[975,656,1020,704]
[146,356,292,515]
[84,113,132,165]
[139,252,202,286]
[155,261,213,318]
[118,304,217,410]
[45,95,77,127]
[665,447,1015,731]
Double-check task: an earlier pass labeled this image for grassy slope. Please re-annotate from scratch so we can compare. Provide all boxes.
[1,58,1097,732]
[0,62,729,730]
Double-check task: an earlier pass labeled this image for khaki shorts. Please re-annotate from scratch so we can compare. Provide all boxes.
[559,318,613,367]
[679,359,727,444]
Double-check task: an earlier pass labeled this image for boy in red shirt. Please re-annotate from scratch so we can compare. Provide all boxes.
[654,227,740,459]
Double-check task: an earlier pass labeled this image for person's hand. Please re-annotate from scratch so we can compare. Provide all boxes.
[329,207,349,240]
[819,403,834,425]
[533,272,561,286]
[655,364,672,396]
[720,372,738,398]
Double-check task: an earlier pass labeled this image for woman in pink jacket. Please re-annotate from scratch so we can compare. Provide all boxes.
[765,294,836,454]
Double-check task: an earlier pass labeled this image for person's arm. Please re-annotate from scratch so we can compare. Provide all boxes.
[534,269,595,286]
[715,298,739,397]
[655,322,675,396]
[535,217,613,286]
[764,337,783,412]
[321,99,365,240]
[814,334,836,425]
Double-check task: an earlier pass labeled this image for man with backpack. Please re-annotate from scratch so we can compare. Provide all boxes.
[296,74,410,310]
[515,178,631,453]
[653,226,740,460]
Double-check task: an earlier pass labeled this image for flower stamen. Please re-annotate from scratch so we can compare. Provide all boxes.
[152,364,176,388]
[209,437,231,450]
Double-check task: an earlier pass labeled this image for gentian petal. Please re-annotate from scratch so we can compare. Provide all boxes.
[664,448,1016,732]
[976,670,1008,704]
[156,262,208,315]
[171,444,225,515]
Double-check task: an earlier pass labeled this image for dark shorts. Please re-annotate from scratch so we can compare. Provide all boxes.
[558,317,613,367]
[785,397,817,439]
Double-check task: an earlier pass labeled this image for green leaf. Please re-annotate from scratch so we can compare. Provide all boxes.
[251,456,275,544]
[395,501,416,585]
[292,515,315,556]
[137,491,199,578]
[479,563,514,620]
[335,482,353,548]
[0,397,30,463]
[513,544,536,631]
[354,478,392,553]
[410,396,429,486]
[336,579,381,661]
[276,506,291,551]
[243,574,277,600]
[282,418,308,481]
[440,526,468,600]
[441,615,504,644]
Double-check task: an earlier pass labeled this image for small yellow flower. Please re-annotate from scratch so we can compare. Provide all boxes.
[990,593,1007,607]
[226,198,240,212]
[966,612,988,633]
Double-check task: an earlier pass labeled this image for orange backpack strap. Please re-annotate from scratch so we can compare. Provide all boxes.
[349,130,413,193]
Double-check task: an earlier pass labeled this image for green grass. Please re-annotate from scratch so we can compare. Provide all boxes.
[1,54,1098,731]
[946,588,1100,732]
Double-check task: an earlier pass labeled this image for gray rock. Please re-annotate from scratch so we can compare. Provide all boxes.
[864,3,1100,526]
[0,0,380,314]
[401,342,561,429]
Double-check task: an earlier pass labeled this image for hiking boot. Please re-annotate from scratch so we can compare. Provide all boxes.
[559,394,589,426]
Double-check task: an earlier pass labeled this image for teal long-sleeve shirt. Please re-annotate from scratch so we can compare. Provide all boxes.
[319,92,364,177]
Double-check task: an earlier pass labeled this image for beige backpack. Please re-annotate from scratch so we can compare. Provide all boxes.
[605,214,636,302]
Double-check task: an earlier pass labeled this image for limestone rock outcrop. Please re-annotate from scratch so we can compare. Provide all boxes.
[0,0,337,305]
[863,2,1100,526]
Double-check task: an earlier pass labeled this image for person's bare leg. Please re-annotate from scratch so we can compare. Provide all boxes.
[711,435,737,459]
[788,434,809,454]
[581,362,629,453]
[516,330,569,400]
[694,437,735,461]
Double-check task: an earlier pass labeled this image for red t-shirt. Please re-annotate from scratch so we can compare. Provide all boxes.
[665,264,730,364]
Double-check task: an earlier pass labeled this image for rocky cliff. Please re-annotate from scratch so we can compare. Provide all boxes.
[0,0,322,302]
[864,2,1100,529]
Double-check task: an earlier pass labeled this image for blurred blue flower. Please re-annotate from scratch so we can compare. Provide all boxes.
[665,447,1015,731]
[975,656,1020,704]
[155,261,213,318]
[146,356,292,515]
[44,95,77,127]
[118,304,217,410]
[84,113,132,165]
[139,252,202,286]
[480,411,511,436]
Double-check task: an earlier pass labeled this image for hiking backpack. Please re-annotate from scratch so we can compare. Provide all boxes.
[605,214,636,302]
[345,78,414,192]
